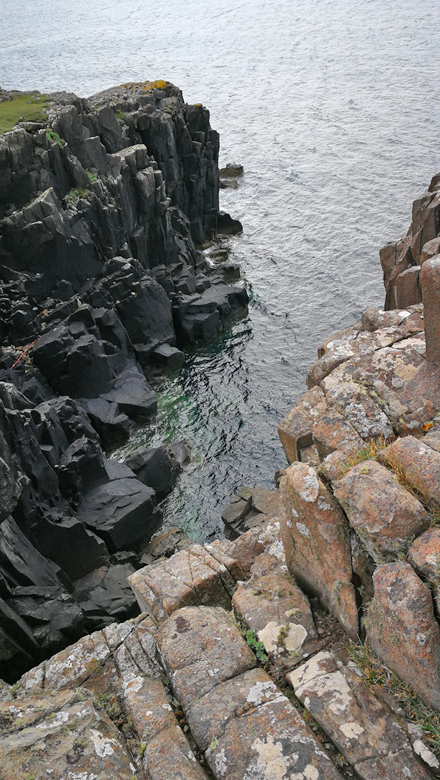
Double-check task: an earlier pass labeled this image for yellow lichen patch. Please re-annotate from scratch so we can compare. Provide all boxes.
[122,80,171,93]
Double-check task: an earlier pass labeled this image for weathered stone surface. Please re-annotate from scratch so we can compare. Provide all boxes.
[421,255,440,365]
[355,748,434,780]
[146,724,209,780]
[278,386,327,463]
[395,266,421,308]
[44,629,110,691]
[202,678,344,780]
[280,462,358,638]
[408,526,440,595]
[318,443,361,483]
[379,434,440,507]
[129,547,231,623]
[156,606,256,710]
[312,410,362,459]
[221,485,280,538]
[367,562,440,710]
[334,460,428,562]
[324,381,393,441]
[0,688,135,780]
[232,570,317,666]
[288,650,410,767]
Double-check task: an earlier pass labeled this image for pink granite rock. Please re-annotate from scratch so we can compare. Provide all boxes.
[421,255,440,365]
[367,562,440,710]
[279,462,358,638]
[379,434,440,507]
[334,460,428,562]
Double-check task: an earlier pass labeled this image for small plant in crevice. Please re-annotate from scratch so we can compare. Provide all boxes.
[46,129,66,146]
[245,629,269,663]
[65,188,87,204]
[87,171,97,183]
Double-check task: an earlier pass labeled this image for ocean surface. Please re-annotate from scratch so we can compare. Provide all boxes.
[2,0,440,539]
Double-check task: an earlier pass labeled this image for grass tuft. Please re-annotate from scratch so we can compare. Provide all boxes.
[338,436,389,476]
[348,640,440,759]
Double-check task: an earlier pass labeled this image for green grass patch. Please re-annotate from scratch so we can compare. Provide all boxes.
[0,93,49,134]
[46,129,65,146]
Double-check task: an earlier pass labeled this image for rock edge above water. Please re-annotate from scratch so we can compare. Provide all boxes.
[0,80,248,679]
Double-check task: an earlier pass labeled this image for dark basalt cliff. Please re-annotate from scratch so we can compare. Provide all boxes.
[0,81,248,680]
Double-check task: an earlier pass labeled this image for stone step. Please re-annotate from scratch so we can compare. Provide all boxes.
[287,646,436,780]
[128,519,286,624]
[156,605,345,780]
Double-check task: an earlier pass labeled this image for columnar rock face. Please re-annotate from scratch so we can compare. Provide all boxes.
[2,524,436,779]
[421,255,440,365]
[380,172,440,309]
[367,563,440,710]
[276,301,440,716]
[279,462,359,639]
[0,82,248,680]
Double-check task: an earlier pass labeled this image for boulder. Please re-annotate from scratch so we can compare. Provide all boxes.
[334,460,429,562]
[78,475,161,552]
[124,444,180,499]
[74,563,138,628]
[278,386,327,464]
[156,606,256,710]
[407,526,440,606]
[28,514,109,581]
[379,435,440,507]
[288,649,432,780]
[0,689,136,780]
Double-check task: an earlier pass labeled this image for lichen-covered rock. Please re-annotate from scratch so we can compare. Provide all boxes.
[278,386,327,463]
[287,650,430,780]
[120,672,209,780]
[128,547,231,623]
[408,526,440,604]
[202,676,344,780]
[379,435,440,506]
[232,570,317,667]
[279,462,358,638]
[312,410,362,459]
[0,688,136,780]
[334,460,428,562]
[323,381,393,441]
[156,606,256,710]
[367,562,440,710]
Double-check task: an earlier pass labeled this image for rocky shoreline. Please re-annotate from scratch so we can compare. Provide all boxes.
[4,295,440,778]
[0,82,248,679]
[3,84,440,780]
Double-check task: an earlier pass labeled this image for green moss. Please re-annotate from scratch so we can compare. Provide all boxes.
[0,93,49,134]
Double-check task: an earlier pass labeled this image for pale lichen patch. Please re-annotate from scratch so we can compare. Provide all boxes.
[248,735,287,780]
[89,728,118,758]
[339,721,365,739]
